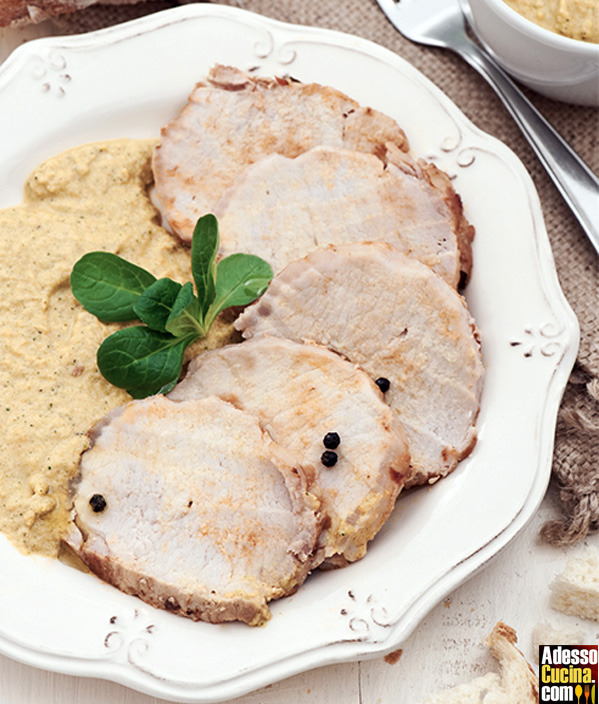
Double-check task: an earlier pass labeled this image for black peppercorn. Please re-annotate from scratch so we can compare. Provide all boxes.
[323,432,340,449]
[375,377,390,393]
[89,493,107,513]
[321,450,338,467]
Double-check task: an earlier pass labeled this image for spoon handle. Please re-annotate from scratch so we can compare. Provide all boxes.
[451,36,599,255]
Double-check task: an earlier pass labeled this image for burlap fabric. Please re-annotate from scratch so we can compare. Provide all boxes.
[47,0,599,544]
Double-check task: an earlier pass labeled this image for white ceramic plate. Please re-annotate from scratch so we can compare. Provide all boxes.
[0,4,578,702]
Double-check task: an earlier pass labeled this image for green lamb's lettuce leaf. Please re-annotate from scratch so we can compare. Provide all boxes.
[70,214,273,399]
[133,278,183,333]
[164,282,204,337]
[96,326,196,397]
[205,254,273,328]
[190,213,219,322]
[70,251,156,322]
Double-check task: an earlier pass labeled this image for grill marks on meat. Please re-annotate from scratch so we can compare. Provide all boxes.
[213,145,461,287]
[152,64,409,243]
[168,337,411,565]
[236,242,484,486]
[66,396,322,626]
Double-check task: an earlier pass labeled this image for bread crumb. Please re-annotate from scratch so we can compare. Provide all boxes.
[549,545,599,621]
[383,648,403,665]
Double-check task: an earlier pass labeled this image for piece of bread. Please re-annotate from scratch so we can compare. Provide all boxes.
[549,545,599,621]
[419,622,539,703]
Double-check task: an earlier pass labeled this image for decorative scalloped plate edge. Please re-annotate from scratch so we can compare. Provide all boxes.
[0,5,579,702]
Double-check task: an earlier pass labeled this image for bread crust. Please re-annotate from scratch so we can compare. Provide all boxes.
[486,621,540,703]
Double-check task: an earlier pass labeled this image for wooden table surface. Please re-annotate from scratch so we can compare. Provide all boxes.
[1,19,597,704]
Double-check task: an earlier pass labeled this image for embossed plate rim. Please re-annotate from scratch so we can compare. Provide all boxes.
[0,4,579,701]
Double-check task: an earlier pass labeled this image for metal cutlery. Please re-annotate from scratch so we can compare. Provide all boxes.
[376,0,599,255]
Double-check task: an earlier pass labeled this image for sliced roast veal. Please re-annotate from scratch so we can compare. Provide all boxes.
[214,145,463,286]
[236,242,484,486]
[66,395,321,626]
[169,337,411,565]
[152,64,409,243]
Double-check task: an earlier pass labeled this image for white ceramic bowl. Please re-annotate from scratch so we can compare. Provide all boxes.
[467,0,599,105]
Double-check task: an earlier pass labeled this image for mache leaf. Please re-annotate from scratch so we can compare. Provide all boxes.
[165,282,204,337]
[133,278,183,333]
[96,326,197,397]
[205,253,273,327]
[70,251,156,322]
[191,213,219,321]
[71,216,273,400]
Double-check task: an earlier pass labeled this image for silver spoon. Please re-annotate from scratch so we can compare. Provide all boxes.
[376,0,599,255]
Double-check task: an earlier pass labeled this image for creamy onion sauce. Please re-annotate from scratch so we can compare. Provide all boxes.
[503,0,599,42]
[0,139,236,556]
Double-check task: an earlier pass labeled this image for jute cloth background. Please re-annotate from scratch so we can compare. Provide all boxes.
[34,0,599,545]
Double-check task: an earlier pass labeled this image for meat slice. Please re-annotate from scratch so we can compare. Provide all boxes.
[152,64,409,243]
[236,242,484,486]
[65,395,322,626]
[386,142,475,284]
[214,147,460,287]
[213,146,461,286]
[168,337,411,565]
